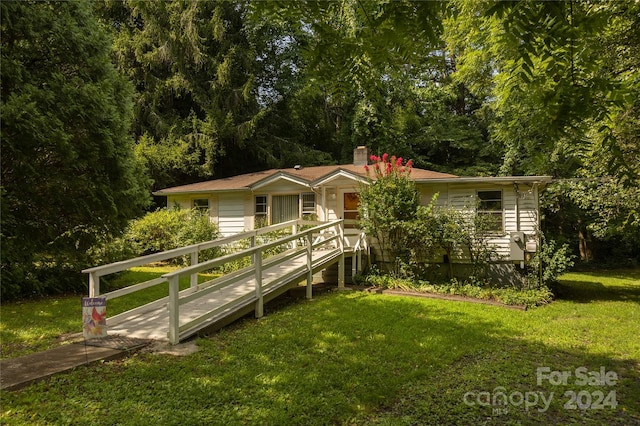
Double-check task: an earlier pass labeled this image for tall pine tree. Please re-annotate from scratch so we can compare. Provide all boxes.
[1,1,150,298]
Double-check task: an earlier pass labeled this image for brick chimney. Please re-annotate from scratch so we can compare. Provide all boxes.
[353,146,369,166]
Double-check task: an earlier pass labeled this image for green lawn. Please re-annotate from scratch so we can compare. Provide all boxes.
[1,269,639,425]
[0,266,211,359]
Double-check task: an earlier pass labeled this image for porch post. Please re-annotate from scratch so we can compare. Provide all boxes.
[322,186,327,221]
[352,252,357,278]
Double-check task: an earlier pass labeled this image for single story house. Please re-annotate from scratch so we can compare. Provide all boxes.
[154,147,552,284]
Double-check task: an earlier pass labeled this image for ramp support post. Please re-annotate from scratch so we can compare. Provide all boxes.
[168,275,180,345]
[190,251,198,292]
[306,232,313,299]
[255,248,263,318]
[89,272,100,298]
[338,221,345,289]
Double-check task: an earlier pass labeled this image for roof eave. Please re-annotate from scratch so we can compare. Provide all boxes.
[414,176,553,185]
[249,172,311,191]
[153,188,250,196]
[311,168,368,187]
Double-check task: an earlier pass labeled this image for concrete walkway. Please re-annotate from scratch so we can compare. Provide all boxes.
[0,336,151,391]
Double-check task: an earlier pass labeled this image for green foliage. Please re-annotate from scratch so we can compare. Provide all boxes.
[214,227,295,274]
[364,275,553,308]
[446,0,639,179]
[542,176,640,264]
[96,0,263,187]
[256,1,445,99]
[0,0,151,300]
[358,154,418,276]
[528,237,575,290]
[359,160,499,280]
[123,208,220,264]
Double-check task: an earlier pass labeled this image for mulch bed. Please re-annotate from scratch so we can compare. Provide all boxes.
[356,286,528,311]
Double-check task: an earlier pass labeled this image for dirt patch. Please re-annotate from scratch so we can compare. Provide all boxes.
[141,340,200,356]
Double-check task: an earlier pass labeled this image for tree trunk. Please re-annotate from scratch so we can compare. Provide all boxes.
[578,227,592,262]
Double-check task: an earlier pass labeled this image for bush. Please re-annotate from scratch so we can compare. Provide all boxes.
[358,154,498,281]
[364,274,554,308]
[528,237,575,289]
[358,154,419,277]
[123,208,220,264]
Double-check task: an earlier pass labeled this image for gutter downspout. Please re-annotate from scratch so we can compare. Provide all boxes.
[534,182,543,288]
[513,182,520,233]
[513,182,525,270]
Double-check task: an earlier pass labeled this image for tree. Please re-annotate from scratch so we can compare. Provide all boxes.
[96,0,262,187]
[444,0,640,262]
[1,1,150,299]
[256,1,445,98]
[445,0,638,177]
[358,154,419,276]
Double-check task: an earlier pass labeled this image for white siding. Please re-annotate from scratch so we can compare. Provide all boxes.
[218,194,246,236]
[325,188,338,221]
[257,181,308,193]
[418,184,449,206]
[243,195,253,230]
[167,194,217,224]
[518,190,538,234]
[168,196,191,210]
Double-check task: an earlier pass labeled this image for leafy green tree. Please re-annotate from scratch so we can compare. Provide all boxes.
[256,1,437,94]
[1,1,150,299]
[445,0,638,177]
[444,0,639,262]
[358,154,419,276]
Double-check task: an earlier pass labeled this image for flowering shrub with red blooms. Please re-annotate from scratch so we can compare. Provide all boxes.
[359,153,502,281]
[364,154,413,178]
[358,153,420,276]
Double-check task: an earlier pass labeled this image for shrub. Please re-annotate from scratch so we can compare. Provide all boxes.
[122,208,220,264]
[365,275,554,308]
[358,154,419,277]
[528,236,575,289]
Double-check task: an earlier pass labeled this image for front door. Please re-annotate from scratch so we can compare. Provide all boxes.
[341,191,359,228]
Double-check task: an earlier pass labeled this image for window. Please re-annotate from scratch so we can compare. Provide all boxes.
[477,190,503,232]
[192,198,209,212]
[272,194,299,224]
[302,193,316,217]
[255,195,268,227]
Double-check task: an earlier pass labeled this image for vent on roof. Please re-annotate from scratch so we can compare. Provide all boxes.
[353,146,369,167]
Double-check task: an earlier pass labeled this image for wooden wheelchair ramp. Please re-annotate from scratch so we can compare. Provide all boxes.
[83,220,362,345]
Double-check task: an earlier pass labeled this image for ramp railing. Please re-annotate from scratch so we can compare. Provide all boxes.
[82,220,301,326]
[161,220,344,344]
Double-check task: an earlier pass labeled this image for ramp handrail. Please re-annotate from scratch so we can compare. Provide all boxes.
[163,220,344,344]
[82,219,302,299]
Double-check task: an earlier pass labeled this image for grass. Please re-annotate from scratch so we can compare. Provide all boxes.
[1,269,639,425]
[0,267,217,359]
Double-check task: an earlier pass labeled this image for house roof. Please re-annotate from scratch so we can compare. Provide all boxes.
[153,164,459,195]
[153,163,553,197]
